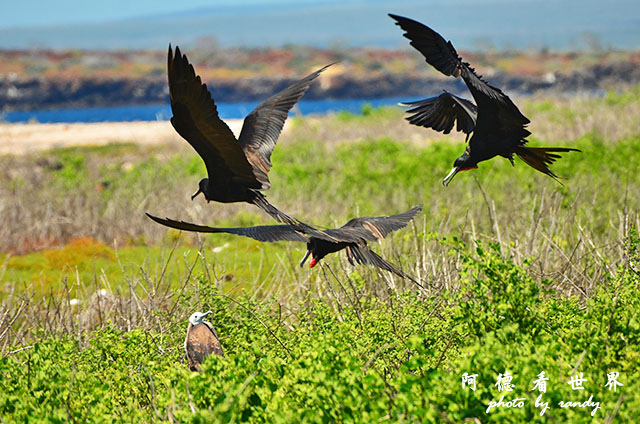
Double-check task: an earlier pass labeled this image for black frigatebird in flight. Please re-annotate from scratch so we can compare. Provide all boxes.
[146,205,423,287]
[389,14,580,186]
[168,45,332,222]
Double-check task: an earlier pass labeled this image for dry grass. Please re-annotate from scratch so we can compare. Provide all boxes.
[523,90,640,142]
[1,198,636,355]
[1,90,639,352]
[280,90,640,149]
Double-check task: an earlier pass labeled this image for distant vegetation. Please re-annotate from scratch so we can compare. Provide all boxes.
[2,47,639,112]
[5,45,640,112]
[1,46,638,81]
[1,92,639,421]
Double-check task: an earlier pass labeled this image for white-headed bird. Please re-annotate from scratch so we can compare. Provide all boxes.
[185,311,224,371]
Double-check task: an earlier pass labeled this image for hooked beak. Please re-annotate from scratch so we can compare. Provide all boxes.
[203,310,212,317]
[299,250,311,267]
[191,188,202,201]
[442,166,461,186]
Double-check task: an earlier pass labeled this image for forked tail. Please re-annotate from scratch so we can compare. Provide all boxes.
[251,191,340,242]
[347,244,425,290]
[251,191,298,225]
[515,146,580,182]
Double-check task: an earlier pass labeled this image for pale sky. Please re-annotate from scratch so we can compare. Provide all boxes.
[2,0,638,50]
[0,0,321,28]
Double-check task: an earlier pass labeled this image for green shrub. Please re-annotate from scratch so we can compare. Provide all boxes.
[2,234,637,422]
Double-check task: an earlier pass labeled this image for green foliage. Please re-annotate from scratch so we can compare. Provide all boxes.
[334,105,402,123]
[5,133,640,296]
[3,97,640,421]
[52,151,89,190]
[2,236,638,422]
[604,85,640,107]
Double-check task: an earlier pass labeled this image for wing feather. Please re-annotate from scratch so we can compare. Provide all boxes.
[186,323,224,371]
[238,63,334,188]
[346,244,423,288]
[168,45,260,187]
[146,213,308,242]
[332,205,422,242]
[388,15,529,128]
[402,92,477,135]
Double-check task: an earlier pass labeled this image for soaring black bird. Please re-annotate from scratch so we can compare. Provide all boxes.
[168,45,332,222]
[146,205,423,286]
[389,14,579,186]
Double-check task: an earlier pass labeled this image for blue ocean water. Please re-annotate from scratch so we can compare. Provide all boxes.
[2,97,412,124]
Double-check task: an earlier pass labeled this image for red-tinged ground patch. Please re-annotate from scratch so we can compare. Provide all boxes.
[7,235,63,256]
[1,234,290,298]
[42,237,115,270]
[3,237,117,292]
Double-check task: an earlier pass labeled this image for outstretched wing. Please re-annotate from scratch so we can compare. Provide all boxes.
[168,45,260,188]
[327,205,422,242]
[389,14,461,77]
[345,244,423,288]
[238,63,334,189]
[146,213,308,242]
[388,14,530,138]
[401,91,477,135]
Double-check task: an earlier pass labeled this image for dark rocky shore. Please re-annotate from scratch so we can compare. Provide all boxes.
[1,61,639,112]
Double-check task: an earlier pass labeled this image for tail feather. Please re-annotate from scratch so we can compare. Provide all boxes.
[251,191,338,242]
[515,146,580,182]
[251,191,296,225]
[347,244,425,290]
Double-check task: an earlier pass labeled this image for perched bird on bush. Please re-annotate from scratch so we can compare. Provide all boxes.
[168,45,333,223]
[185,311,223,371]
[146,205,423,287]
[389,14,580,186]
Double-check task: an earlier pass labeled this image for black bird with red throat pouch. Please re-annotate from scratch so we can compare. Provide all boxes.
[146,205,424,288]
[389,14,580,186]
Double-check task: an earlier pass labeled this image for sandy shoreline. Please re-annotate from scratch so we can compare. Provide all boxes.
[0,119,248,155]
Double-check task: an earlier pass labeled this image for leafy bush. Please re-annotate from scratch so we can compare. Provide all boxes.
[1,235,637,422]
